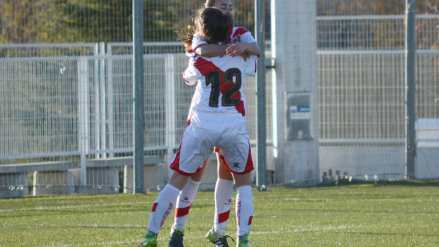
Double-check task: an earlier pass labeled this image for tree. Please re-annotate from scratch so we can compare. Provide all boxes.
[0,0,39,43]
[0,0,180,43]
[317,0,438,16]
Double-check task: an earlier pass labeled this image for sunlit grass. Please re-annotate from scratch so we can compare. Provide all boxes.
[1,184,439,246]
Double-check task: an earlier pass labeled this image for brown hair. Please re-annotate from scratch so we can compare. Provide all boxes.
[177,7,202,51]
[199,8,232,44]
[177,25,198,51]
[178,7,232,51]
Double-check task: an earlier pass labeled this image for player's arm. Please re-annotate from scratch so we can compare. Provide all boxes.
[194,44,229,57]
[226,43,260,57]
[181,60,201,85]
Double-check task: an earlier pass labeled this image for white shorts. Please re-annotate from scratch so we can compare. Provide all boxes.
[170,111,253,175]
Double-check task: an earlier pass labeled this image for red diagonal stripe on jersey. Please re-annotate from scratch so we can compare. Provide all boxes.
[218,210,231,223]
[152,203,158,212]
[193,57,245,116]
[248,215,253,225]
[187,112,193,126]
[193,57,222,77]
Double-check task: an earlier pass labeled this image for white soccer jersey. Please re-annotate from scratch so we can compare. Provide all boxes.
[181,54,257,117]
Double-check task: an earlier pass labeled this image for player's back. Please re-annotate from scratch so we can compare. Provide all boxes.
[182,54,257,117]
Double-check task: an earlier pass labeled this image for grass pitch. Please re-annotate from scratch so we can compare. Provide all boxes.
[1,183,439,246]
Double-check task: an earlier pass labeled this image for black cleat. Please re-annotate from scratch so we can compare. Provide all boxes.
[169,227,184,247]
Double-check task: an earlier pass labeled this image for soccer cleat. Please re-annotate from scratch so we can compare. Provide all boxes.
[237,234,250,247]
[168,227,184,247]
[136,231,158,247]
[205,228,234,247]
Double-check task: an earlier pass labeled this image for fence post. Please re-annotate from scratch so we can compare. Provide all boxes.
[133,0,145,193]
[405,0,416,178]
[255,0,267,190]
[78,57,89,186]
[94,44,101,159]
[107,43,115,158]
[99,42,107,158]
[165,54,176,178]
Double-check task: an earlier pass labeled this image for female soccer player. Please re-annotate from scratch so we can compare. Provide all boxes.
[136,8,255,247]
[169,1,260,247]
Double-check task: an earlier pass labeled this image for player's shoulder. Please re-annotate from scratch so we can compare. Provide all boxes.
[192,32,203,40]
[229,26,254,44]
[231,26,250,36]
[188,32,208,53]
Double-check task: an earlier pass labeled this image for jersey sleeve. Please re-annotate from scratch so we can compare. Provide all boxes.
[189,33,208,53]
[181,58,201,85]
[231,27,259,60]
[241,31,260,61]
[239,31,257,44]
[243,57,257,77]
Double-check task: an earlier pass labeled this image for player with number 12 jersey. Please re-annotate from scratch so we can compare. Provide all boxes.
[172,51,257,176]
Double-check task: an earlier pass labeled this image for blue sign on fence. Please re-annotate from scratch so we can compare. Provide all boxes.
[290,105,311,120]
[290,106,310,113]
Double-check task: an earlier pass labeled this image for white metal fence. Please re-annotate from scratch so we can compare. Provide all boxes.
[0,52,267,157]
[1,15,439,192]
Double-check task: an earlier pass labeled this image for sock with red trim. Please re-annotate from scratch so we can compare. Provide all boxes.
[147,184,180,234]
[213,178,234,235]
[172,178,200,230]
[236,185,253,236]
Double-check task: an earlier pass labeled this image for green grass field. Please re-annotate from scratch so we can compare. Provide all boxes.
[1,183,439,246]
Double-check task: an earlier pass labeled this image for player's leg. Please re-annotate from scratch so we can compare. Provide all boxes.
[214,151,234,236]
[232,172,253,247]
[173,160,207,229]
[217,115,254,247]
[169,158,208,247]
[136,172,190,247]
[206,151,234,246]
[138,113,215,247]
[209,159,253,247]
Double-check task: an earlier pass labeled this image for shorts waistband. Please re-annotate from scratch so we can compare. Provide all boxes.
[192,111,243,117]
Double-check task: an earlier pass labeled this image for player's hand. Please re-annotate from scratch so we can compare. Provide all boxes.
[239,52,250,61]
[226,43,246,57]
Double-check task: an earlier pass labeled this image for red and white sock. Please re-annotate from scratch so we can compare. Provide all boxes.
[147,184,180,234]
[213,178,234,235]
[172,178,200,230]
[236,185,253,236]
